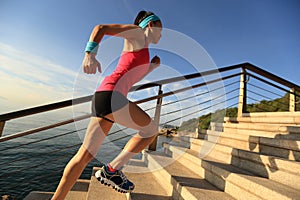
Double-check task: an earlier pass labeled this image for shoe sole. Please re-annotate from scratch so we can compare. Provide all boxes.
[95,170,133,193]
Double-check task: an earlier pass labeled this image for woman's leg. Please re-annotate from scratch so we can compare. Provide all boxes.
[105,102,158,170]
[52,117,113,200]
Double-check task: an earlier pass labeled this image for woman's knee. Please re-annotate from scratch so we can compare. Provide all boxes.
[138,119,158,138]
[76,146,95,163]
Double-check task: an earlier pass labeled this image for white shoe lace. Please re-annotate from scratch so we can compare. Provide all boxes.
[118,171,128,183]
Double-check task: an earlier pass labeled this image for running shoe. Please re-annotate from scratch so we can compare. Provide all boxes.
[95,165,135,193]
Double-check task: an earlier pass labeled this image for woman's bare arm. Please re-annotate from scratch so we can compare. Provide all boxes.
[89,24,143,44]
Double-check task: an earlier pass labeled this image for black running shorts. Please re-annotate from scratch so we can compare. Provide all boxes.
[91,91,129,120]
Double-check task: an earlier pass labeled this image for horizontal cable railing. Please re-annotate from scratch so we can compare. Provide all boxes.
[1,62,300,199]
[0,64,243,141]
[245,69,300,112]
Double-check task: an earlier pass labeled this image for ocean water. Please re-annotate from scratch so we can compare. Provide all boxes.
[0,112,171,199]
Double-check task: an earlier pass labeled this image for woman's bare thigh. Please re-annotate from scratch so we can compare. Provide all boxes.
[105,102,154,132]
[82,117,113,157]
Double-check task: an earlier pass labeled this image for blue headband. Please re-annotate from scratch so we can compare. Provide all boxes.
[138,15,160,29]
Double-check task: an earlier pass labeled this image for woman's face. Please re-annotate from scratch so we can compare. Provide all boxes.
[150,21,162,44]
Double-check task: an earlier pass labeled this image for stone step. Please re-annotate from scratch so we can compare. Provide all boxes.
[229,128,296,138]
[224,112,300,124]
[249,136,300,162]
[220,123,300,140]
[231,148,300,190]
[122,157,171,200]
[189,137,300,189]
[288,126,300,134]
[65,179,90,200]
[147,151,235,200]
[254,136,300,152]
[166,134,192,148]
[212,124,300,139]
[24,192,54,200]
[164,144,300,200]
[125,171,170,200]
[224,122,300,133]
[196,130,300,161]
[24,179,90,200]
[201,130,257,151]
[212,121,292,132]
[190,139,233,163]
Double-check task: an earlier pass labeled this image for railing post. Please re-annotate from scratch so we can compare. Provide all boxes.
[289,88,296,112]
[148,85,163,151]
[238,67,247,117]
[0,121,5,137]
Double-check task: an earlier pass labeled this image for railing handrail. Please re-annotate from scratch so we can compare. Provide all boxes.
[131,63,244,91]
[245,63,300,91]
[0,72,242,142]
[1,62,299,123]
[0,63,242,122]
[0,96,92,122]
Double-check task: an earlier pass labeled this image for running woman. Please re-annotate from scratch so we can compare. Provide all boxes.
[51,11,162,200]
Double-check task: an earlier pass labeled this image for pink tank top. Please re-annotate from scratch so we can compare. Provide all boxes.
[97,48,150,96]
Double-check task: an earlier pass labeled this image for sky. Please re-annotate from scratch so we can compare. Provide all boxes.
[0,0,300,119]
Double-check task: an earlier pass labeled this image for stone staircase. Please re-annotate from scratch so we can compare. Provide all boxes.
[25,112,300,200]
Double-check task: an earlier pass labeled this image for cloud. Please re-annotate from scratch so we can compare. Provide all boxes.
[0,42,79,112]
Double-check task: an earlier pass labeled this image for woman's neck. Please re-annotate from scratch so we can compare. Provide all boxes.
[123,33,148,52]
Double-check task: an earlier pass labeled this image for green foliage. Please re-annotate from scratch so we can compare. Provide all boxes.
[246,96,289,112]
[226,107,238,117]
[198,114,211,130]
[297,91,300,111]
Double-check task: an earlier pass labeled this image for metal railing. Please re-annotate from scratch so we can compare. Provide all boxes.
[0,62,299,199]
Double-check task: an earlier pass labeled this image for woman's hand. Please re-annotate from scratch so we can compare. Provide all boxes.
[82,53,102,74]
[150,55,160,71]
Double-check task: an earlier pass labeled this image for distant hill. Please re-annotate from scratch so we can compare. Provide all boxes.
[178,117,199,132]
[178,92,300,131]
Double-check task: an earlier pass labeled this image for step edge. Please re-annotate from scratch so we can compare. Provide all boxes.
[165,144,300,199]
